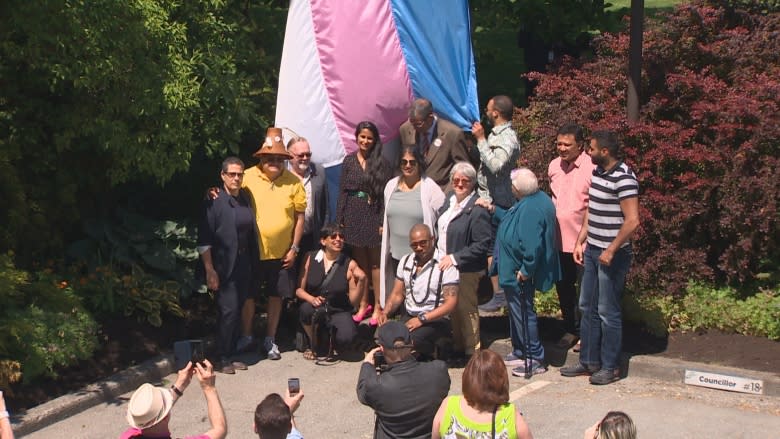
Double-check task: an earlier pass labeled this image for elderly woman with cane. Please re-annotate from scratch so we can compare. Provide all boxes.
[477,168,560,377]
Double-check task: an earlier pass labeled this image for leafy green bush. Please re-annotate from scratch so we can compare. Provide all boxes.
[0,253,98,384]
[624,283,780,340]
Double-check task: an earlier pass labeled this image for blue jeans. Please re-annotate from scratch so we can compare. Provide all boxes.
[578,245,632,370]
[506,281,544,361]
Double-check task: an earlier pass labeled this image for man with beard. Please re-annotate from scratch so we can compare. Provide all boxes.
[560,130,640,385]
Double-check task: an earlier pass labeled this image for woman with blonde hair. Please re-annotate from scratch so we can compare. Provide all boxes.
[432,350,533,439]
[584,411,636,439]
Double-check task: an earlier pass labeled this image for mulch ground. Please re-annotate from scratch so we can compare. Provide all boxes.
[6,300,778,414]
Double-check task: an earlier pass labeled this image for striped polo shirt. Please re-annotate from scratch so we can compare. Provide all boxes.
[587,161,639,249]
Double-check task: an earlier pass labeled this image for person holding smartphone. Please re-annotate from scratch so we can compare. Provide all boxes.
[254,385,305,439]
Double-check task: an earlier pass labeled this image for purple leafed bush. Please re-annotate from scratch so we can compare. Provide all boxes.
[515,0,779,295]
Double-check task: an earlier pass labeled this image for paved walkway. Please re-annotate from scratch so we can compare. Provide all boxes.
[17,336,780,439]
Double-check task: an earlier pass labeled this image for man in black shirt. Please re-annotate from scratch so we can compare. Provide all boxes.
[356,321,451,439]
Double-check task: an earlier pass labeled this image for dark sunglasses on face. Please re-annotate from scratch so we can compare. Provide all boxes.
[223,171,244,178]
[294,152,312,158]
[264,156,286,163]
[410,239,430,249]
[452,177,471,186]
[401,159,417,167]
[328,233,344,240]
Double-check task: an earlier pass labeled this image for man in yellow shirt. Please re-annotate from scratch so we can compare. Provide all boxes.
[240,127,306,360]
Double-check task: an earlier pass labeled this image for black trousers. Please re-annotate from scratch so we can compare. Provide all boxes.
[216,253,250,358]
[401,313,451,358]
[556,251,582,335]
[299,302,357,349]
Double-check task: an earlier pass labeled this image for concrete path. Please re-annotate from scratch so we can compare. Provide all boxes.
[18,336,779,439]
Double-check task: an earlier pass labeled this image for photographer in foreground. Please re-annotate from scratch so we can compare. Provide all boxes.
[357,321,450,439]
[254,388,305,439]
[120,360,226,439]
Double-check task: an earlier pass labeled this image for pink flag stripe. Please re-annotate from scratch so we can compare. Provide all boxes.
[309,0,413,154]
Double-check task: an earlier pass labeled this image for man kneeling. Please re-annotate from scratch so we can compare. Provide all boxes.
[378,224,459,359]
[357,321,450,438]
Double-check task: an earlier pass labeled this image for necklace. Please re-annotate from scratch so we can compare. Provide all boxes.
[406,257,437,305]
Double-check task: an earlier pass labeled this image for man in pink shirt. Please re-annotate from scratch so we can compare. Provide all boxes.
[547,123,595,347]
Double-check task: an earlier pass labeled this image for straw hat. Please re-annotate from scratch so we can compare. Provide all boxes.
[253,127,293,159]
[126,383,174,430]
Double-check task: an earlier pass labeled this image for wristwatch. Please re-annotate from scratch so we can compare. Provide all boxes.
[290,244,300,254]
[418,312,428,323]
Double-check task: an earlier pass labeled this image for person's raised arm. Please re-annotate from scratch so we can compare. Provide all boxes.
[283,387,305,433]
[0,391,14,439]
[194,360,227,439]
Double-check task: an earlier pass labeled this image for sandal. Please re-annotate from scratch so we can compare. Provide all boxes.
[303,349,316,360]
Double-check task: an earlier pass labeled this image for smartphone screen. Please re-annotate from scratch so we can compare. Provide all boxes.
[288,378,300,396]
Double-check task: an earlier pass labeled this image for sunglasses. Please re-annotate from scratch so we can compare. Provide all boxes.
[264,156,287,163]
[294,152,312,158]
[401,159,417,167]
[223,171,244,178]
[410,239,430,249]
[328,232,344,240]
[452,177,471,186]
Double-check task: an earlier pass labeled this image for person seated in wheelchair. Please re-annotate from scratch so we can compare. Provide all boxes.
[296,223,367,360]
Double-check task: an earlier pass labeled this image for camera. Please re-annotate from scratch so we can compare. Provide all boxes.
[373,351,386,368]
[174,339,206,370]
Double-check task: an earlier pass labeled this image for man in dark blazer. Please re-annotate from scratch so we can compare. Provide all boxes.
[287,137,330,258]
[198,156,260,374]
[399,98,474,191]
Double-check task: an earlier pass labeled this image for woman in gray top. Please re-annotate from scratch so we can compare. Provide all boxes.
[379,145,445,317]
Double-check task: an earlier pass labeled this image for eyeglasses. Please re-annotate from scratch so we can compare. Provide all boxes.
[223,171,244,178]
[264,156,287,163]
[410,239,430,249]
[452,177,471,186]
[400,159,417,167]
[328,232,344,240]
[294,152,312,158]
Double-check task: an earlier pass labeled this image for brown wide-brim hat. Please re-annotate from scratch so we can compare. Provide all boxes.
[253,127,293,159]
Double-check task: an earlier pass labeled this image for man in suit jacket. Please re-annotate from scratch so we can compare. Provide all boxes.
[399,98,473,191]
[287,137,330,258]
[198,156,260,374]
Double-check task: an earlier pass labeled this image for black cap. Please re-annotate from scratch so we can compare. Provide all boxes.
[376,321,412,348]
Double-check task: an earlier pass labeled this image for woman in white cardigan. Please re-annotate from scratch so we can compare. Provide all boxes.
[375,145,446,322]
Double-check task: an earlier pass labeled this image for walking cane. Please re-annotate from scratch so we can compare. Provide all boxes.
[518,279,532,379]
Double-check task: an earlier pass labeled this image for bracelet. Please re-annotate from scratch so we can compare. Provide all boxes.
[0,410,9,420]
[170,385,183,397]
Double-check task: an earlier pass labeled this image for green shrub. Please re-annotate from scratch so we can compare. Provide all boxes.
[0,253,98,384]
[535,288,563,318]
[624,283,780,340]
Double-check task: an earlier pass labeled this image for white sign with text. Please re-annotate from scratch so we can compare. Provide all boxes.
[684,369,764,395]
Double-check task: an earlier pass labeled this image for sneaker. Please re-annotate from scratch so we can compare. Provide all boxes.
[478,291,506,312]
[236,336,254,353]
[511,359,547,377]
[590,368,620,385]
[560,363,599,377]
[503,352,525,367]
[264,337,282,361]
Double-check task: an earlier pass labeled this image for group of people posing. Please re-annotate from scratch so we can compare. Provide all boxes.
[197,94,640,391]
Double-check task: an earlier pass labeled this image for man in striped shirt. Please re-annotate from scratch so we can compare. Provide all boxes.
[560,130,640,385]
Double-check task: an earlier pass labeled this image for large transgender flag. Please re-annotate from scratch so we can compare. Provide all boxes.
[275,0,479,171]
